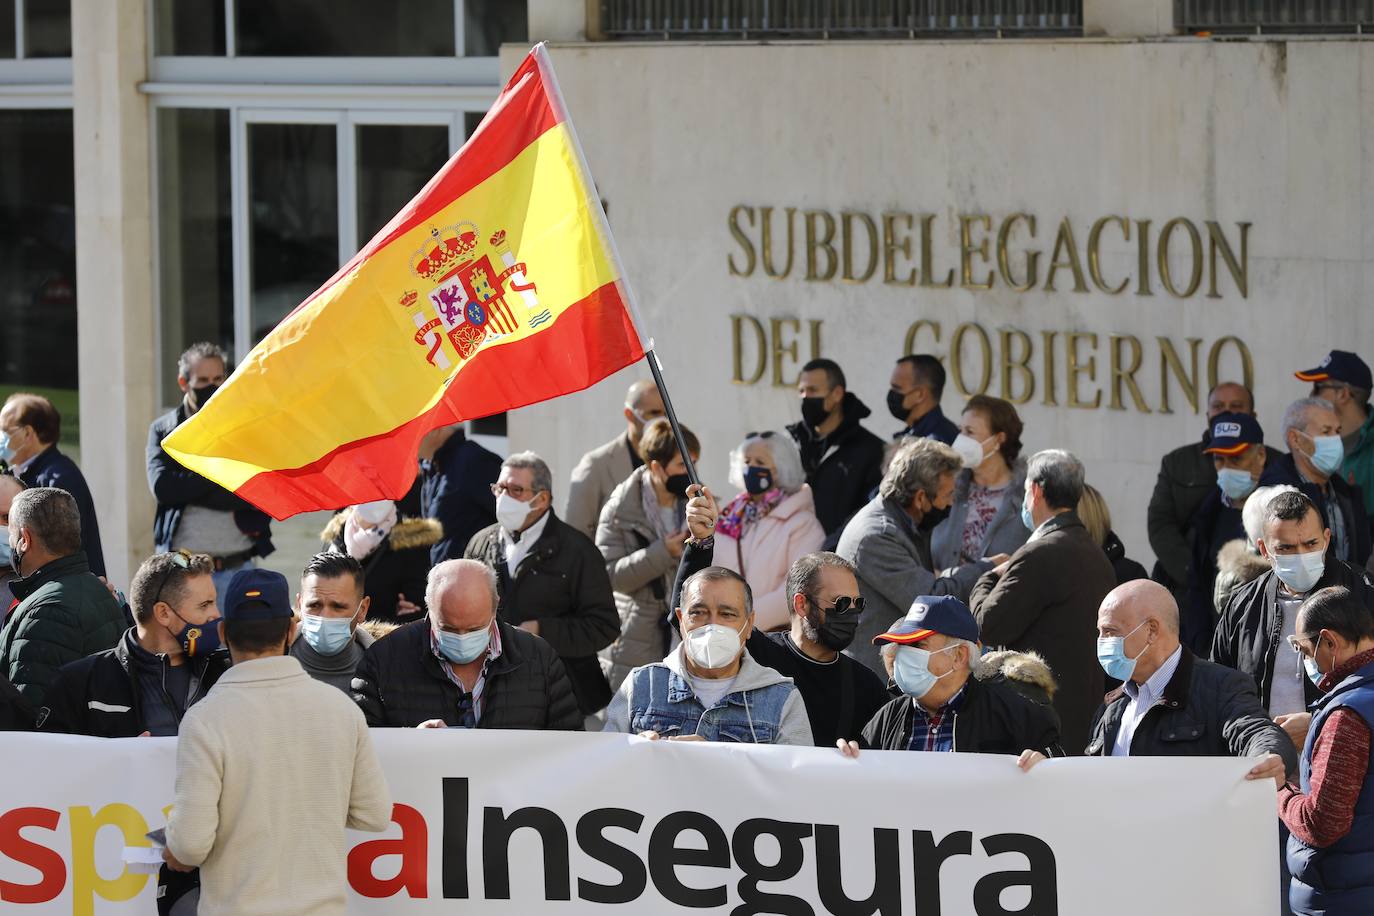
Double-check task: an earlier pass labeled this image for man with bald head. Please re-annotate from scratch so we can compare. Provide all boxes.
[351,559,581,730]
[1080,579,1295,779]
[565,378,666,538]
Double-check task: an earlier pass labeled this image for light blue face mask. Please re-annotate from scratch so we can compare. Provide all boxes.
[893,644,958,700]
[435,622,492,665]
[1216,467,1257,502]
[1097,619,1150,682]
[0,432,13,465]
[1303,433,1345,477]
[0,526,10,567]
[1020,496,1035,532]
[1304,654,1324,687]
[300,610,358,657]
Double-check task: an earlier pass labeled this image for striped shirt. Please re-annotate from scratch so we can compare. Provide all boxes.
[907,686,966,752]
[429,625,504,727]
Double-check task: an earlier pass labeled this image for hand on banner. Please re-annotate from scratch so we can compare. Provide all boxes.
[416,719,448,729]
[685,485,719,541]
[1245,753,1287,789]
[396,594,421,617]
[836,740,860,759]
[1275,712,1311,750]
[636,730,704,742]
[162,847,194,873]
[1017,750,1047,771]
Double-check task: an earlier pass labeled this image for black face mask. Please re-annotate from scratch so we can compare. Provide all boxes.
[191,383,220,410]
[886,388,910,422]
[918,503,950,532]
[808,602,860,652]
[664,473,692,498]
[800,396,830,430]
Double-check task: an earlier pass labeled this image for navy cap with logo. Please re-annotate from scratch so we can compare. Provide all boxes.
[1296,350,1373,392]
[1202,411,1264,456]
[222,568,293,622]
[873,595,980,646]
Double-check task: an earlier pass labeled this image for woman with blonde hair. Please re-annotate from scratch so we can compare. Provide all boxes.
[1076,484,1148,585]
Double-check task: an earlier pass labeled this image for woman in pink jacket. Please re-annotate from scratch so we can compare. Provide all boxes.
[713,431,825,631]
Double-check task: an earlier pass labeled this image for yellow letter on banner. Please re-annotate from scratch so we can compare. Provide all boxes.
[68,804,151,916]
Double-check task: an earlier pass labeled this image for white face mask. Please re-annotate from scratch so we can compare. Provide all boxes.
[951,433,996,470]
[684,622,746,670]
[495,491,534,534]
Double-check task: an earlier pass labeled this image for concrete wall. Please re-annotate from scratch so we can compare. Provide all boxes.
[507,38,1374,569]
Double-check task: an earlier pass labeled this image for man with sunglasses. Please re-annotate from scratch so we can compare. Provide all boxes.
[1281,585,1374,916]
[39,550,227,737]
[1296,350,1374,528]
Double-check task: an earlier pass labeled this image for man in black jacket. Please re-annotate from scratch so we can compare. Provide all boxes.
[352,559,581,730]
[40,550,228,737]
[147,343,273,604]
[1213,490,1374,738]
[464,451,618,717]
[787,359,884,544]
[418,423,501,565]
[1074,579,1294,781]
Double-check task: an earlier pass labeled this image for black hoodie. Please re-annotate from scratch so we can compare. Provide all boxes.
[786,392,886,538]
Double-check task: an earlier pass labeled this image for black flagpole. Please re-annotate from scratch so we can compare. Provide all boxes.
[643,348,702,488]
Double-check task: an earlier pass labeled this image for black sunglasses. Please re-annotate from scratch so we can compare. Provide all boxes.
[809,595,865,616]
[744,431,777,439]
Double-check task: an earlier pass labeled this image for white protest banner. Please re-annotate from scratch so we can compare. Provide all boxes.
[0,730,1276,914]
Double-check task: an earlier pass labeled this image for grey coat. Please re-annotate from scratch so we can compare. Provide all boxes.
[929,462,1029,601]
[596,466,681,692]
[836,496,981,675]
[565,432,639,539]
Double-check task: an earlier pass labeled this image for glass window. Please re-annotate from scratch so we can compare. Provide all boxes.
[355,123,451,247]
[236,0,455,57]
[463,0,527,57]
[154,0,227,56]
[247,122,338,345]
[0,1,15,58]
[23,0,71,58]
[157,109,233,404]
[0,109,78,451]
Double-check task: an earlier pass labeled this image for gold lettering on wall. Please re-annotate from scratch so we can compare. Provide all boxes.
[960,214,995,290]
[731,314,766,384]
[996,213,1039,292]
[919,214,954,289]
[760,206,796,279]
[1205,221,1250,299]
[1087,216,1130,295]
[1109,334,1150,413]
[1157,217,1203,299]
[728,205,756,277]
[999,328,1034,405]
[770,317,801,387]
[842,211,879,283]
[882,211,917,287]
[1045,217,1089,293]
[1041,330,1059,406]
[1207,335,1255,394]
[950,323,993,397]
[904,320,942,357]
[1158,337,1202,415]
[804,210,838,282]
[1066,332,1101,409]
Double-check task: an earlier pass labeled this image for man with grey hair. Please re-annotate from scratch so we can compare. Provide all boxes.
[1272,396,1370,567]
[0,488,124,706]
[147,342,274,606]
[466,451,619,717]
[971,448,1116,754]
[352,558,581,729]
[836,437,987,674]
[565,378,666,538]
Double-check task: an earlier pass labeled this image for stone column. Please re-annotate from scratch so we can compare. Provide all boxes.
[71,0,155,587]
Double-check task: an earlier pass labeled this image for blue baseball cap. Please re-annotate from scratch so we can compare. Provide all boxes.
[1203,411,1264,456]
[873,595,980,646]
[222,568,293,622]
[1296,350,1372,392]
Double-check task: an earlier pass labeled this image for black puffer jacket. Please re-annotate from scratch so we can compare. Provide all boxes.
[465,512,618,715]
[351,619,582,730]
[1087,647,1297,774]
[786,392,886,540]
[1212,559,1374,710]
[39,628,229,737]
[860,654,1065,756]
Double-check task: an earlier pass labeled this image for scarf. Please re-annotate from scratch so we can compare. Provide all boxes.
[343,500,398,560]
[715,488,784,542]
[638,469,684,540]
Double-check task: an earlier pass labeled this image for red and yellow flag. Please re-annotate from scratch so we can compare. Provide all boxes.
[163,45,647,520]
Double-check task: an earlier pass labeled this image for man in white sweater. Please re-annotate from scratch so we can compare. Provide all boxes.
[165,568,392,916]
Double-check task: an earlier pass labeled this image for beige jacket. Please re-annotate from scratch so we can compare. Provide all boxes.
[166,655,391,916]
[565,432,638,538]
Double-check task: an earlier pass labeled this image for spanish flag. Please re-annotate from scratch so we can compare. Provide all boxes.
[162,45,647,520]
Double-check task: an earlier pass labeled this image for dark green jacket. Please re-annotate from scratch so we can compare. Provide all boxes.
[0,553,126,708]
[1343,410,1374,520]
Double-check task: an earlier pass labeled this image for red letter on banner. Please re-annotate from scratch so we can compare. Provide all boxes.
[0,807,65,903]
[348,804,428,898]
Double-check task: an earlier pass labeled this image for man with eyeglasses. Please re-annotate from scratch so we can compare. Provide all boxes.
[464,451,618,718]
[1281,585,1374,916]
[1296,350,1374,537]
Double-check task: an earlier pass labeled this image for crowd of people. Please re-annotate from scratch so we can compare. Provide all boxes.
[2,342,1374,915]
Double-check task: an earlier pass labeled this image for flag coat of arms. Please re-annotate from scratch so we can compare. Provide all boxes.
[162,44,647,520]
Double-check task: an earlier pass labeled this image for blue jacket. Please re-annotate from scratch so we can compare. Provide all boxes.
[1289,661,1374,916]
[895,405,959,445]
[146,404,273,558]
[420,431,502,566]
[18,447,105,578]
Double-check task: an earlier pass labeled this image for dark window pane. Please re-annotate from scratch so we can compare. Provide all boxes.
[154,0,226,56]
[0,1,15,58]
[158,109,232,404]
[24,0,70,58]
[464,0,527,57]
[0,110,78,451]
[356,124,451,247]
[464,110,485,140]
[237,0,454,56]
[248,123,338,345]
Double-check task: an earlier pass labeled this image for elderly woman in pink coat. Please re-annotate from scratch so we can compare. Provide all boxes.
[713,431,825,631]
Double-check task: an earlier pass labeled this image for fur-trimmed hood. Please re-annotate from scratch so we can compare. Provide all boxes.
[359,618,400,642]
[320,511,443,553]
[974,648,1057,700]
[1216,538,1270,585]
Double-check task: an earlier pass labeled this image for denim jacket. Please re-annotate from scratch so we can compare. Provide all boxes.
[604,645,813,746]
